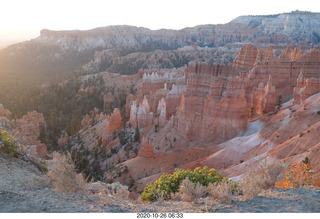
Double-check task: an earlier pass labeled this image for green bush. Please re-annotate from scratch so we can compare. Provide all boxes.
[0,130,17,157]
[141,166,234,201]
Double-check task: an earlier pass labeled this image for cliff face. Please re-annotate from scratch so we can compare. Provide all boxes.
[174,62,248,143]
[294,74,320,104]
[2,11,320,79]
[126,44,320,143]
[36,11,320,52]
[230,11,320,45]
[237,45,320,104]
[250,76,276,115]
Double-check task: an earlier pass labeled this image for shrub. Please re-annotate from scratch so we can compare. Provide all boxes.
[208,179,234,204]
[179,178,207,202]
[240,160,288,198]
[275,157,313,189]
[0,130,18,157]
[141,166,231,201]
[48,152,88,195]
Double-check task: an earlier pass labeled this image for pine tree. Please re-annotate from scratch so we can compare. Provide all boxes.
[276,95,282,110]
[134,124,140,142]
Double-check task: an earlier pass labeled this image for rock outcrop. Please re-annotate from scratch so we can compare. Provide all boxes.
[103,92,114,111]
[138,137,154,158]
[156,98,167,128]
[58,133,70,147]
[0,104,12,118]
[80,114,93,130]
[108,108,123,132]
[294,72,320,104]
[233,44,258,71]
[250,76,276,115]
[129,97,153,129]
[11,111,47,159]
[0,104,12,131]
[175,62,248,143]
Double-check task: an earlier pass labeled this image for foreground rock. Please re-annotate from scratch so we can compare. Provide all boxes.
[1,152,320,213]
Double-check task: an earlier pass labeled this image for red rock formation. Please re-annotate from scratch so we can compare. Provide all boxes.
[255,46,276,64]
[103,92,114,111]
[80,114,92,130]
[0,104,12,118]
[11,111,47,159]
[141,72,167,95]
[250,75,276,115]
[157,98,167,128]
[108,108,123,132]
[0,116,11,130]
[294,73,320,104]
[138,137,154,158]
[175,63,248,143]
[129,96,153,129]
[245,46,320,103]
[233,44,258,71]
[12,112,46,144]
[58,133,69,147]
[35,141,47,159]
[165,84,186,118]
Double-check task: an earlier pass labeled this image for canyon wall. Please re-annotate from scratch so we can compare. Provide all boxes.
[174,62,248,143]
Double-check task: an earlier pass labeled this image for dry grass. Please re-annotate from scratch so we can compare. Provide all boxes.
[115,187,130,199]
[48,152,89,197]
[208,179,233,204]
[240,160,288,198]
[178,178,207,202]
[87,182,111,205]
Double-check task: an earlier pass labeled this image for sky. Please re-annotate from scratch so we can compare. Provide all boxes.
[0,0,320,42]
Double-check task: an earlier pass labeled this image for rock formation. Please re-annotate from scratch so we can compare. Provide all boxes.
[157,98,167,128]
[250,75,276,115]
[244,45,320,103]
[0,104,12,130]
[58,133,70,147]
[12,112,46,145]
[108,108,123,132]
[81,114,93,130]
[165,84,186,118]
[103,92,114,111]
[0,104,12,118]
[11,111,47,159]
[233,44,258,71]
[294,73,320,104]
[129,97,153,129]
[138,137,154,158]
[175,63,248,143]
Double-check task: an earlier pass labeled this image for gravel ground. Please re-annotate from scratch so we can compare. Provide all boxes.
[1,152,320,213]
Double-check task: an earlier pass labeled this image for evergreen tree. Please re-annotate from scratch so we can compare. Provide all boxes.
[276,95,282,110]
[134,124,140,142]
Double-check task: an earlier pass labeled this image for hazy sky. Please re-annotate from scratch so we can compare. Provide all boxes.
[0,0,319,42]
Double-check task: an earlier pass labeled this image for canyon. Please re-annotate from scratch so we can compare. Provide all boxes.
[53,44,320,196]
[1,10,320,208]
